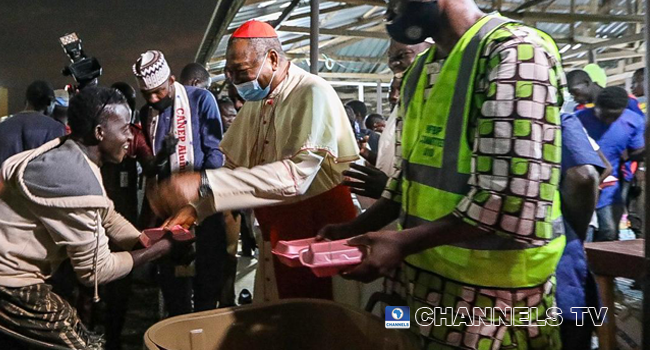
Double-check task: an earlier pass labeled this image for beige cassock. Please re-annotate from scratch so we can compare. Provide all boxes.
[192,64,365,304]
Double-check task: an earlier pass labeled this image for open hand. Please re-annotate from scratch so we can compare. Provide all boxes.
[161,133,179,158]
[341,230,405,283]
[343,163,389,199]
[162,205,198,230]
[147,172,201,218]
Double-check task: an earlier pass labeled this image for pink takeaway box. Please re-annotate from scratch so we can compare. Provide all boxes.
[140,225,195,248]
[272,238,363,277]
[299,240,364,277]
[272,238,317,267]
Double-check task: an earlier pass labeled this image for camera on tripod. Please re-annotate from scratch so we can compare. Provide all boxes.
[59,32,102,90]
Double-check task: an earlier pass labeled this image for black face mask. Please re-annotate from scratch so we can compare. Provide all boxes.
[386,0,440,45]
[149,95,173,112]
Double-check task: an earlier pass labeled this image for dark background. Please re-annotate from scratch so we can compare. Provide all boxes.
[0,0,217,112]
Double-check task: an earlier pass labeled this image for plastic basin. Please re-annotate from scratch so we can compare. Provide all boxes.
[143,299,418,350]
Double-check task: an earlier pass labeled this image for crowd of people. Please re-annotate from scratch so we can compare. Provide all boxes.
[0,0,647,349]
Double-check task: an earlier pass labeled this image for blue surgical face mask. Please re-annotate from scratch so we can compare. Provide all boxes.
[234,51,276,101]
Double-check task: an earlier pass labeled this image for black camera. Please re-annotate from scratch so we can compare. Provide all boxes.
[59,33,102,89]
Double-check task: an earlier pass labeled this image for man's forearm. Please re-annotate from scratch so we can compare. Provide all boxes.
[397,214,486,257]
[349,197,401,235]
[129,238,173,268]
[629,147,646,162]
[200,153,323,214]
[561,165,600,240]
[103,207,143,250]
[597,150,612,183]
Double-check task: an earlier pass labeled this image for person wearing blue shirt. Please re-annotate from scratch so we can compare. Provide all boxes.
[134,51,226,316]
[628,68,647,238]
[557,112,608,349]
[140,86,224,177]
[616,93,644,230]
[0,81,65,165]
[567,68,644,115]
[576,87,646,242]
[567,68,645,222]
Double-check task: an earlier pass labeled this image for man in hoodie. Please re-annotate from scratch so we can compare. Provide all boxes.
[0,87,175,349]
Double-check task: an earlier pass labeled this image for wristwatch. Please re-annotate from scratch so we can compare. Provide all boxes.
[198,171,212,199]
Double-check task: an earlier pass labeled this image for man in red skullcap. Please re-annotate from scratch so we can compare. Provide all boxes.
[149,20,359,301]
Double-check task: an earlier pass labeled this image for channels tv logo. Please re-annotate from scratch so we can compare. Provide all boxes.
[385,306,410,329]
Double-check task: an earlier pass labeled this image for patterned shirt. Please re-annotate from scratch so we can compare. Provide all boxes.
[384,23,566,243]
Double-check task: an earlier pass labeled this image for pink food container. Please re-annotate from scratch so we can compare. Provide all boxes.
[143,227,167,240]
[299,239,364,277]
[169,225,194,242]
[272,238,317,267]
[140,228,168,248]
[140,226,195,248]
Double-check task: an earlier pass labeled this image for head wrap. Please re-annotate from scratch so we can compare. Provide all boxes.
[232,20,278,38]
[584,63,607,88]
[132,50,171,91]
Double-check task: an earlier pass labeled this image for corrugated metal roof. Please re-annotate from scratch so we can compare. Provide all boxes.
[204,0,646,82]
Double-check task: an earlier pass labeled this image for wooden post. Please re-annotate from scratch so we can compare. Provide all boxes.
[643,2,650,350]
[594,275,617,350]
[376,81,383,115]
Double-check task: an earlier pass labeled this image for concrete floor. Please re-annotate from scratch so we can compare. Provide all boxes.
[234,255,257,301]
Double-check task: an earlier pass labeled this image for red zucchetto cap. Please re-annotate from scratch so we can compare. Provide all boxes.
[232,20,278,38]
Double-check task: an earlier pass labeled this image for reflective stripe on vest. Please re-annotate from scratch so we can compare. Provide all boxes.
[399,15,565,288]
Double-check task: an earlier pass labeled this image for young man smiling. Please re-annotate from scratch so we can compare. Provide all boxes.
[0,87,175,349]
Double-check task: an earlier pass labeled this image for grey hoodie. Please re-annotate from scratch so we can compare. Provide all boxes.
[0,138,140,291]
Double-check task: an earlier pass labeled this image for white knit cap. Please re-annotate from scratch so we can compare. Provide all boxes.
[133,50,171,91]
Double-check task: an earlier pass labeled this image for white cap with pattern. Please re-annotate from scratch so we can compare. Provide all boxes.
[132,50,171,91]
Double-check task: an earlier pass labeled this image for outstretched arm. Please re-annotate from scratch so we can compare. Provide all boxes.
[130,238,173,268]
[150,151,330,225]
